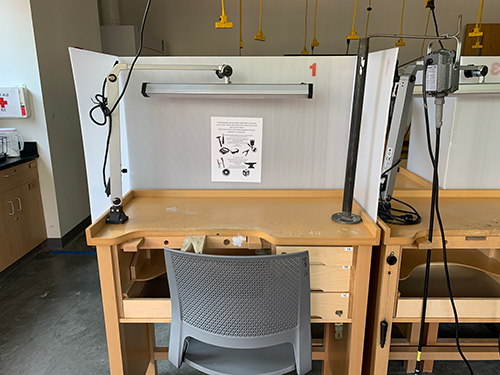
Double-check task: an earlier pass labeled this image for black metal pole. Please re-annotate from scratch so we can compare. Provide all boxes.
[332,37,369,224]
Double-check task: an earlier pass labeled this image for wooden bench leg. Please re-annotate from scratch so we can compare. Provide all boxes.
[367,245,402,375]
[146,323,158,375]
[323,323,349,375]
[404,323,421,373]
[322,323,333,375]
[422,323,439,373]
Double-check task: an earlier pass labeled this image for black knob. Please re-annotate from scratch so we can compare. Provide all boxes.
[386,253,397,266]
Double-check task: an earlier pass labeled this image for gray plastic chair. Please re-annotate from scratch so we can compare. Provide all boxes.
[164,248,312,375]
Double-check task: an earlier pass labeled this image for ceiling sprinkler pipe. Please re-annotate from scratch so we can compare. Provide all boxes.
[99,0,121,26]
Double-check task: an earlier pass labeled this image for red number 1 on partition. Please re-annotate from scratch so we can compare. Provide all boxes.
[310,63,317,77]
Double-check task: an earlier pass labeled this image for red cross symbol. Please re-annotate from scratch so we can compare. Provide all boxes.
[0,98,8,109]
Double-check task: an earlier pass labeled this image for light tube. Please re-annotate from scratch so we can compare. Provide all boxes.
[141,83,313,99]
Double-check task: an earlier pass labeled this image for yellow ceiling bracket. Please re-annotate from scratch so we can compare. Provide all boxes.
[472,39,483,49]
[254,0,266,41]
[311,0,319,48]
[301,0,309,53]
[396,0,406,47]
[347,0,360,40]
[216,0,233,28]
[468,0,484,49]
[469,26,483,37]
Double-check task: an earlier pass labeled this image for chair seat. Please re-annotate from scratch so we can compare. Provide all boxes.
[184,338,296,375]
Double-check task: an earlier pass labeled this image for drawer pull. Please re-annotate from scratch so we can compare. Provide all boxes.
[3,169,16,178]
[15,197,22,211]
[7,201,15,215]
[335,323,343,339]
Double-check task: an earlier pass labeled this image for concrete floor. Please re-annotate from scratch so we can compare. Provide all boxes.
[0,232,499,375]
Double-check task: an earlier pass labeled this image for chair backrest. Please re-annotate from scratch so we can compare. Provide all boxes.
[164,248,311,374]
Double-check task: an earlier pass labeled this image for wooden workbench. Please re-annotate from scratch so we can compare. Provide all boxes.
[366,170,500,375]
[86,189,380,375]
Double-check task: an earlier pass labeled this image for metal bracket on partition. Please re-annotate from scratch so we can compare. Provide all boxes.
[332,38,369,225]
[332,16,463,225]
[106,204,128,225]
[103,62,234,224]
[379,62,487,205]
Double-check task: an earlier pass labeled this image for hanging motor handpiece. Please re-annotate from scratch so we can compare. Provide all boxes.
[423,47,460,128]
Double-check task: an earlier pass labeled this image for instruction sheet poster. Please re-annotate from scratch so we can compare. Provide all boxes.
[211,116,263,183]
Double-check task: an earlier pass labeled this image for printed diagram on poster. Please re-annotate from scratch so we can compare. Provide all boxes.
[211,116,263,183]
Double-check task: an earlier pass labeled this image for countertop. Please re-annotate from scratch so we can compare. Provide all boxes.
[86,189,381,247]
[0,142,38,171]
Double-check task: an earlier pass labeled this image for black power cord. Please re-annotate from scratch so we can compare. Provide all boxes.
[413,62,474,375]
[89,0,152,195]
[426,1,445,49]
[379,124,421,226]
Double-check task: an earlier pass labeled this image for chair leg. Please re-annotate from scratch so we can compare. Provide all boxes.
[168,324,184,368]
[294,341,312,375]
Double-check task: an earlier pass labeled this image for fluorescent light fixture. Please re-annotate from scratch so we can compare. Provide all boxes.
[141,83,313,99]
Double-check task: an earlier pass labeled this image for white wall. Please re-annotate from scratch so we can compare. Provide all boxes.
[30,0,102,236]
[0,0,61,238]
[1,0,102,238]
[119,0,500,63]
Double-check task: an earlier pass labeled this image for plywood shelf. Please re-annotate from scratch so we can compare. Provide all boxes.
[130,249,166,282]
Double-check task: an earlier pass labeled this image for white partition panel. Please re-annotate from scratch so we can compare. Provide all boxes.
[71,50,397,221]
[408,56,500,189]
[118,56,355,190]
[69,48,131,220]
[354,48,399,221]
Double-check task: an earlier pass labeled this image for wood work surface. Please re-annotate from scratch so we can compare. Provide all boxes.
[87,190,380,246]
[380,189,500,245]
[393,166,432,190]
[367,168,500,375]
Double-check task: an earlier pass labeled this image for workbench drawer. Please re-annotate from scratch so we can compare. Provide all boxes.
[123,298,172,320]
[395,297,500,320]
[310,265,350,292]
[0,160,38,195]
[122,293,351,322]
[276,246,353,267]
[277,246,352,292]
[121,275,350,322]
[311,292,350,322]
